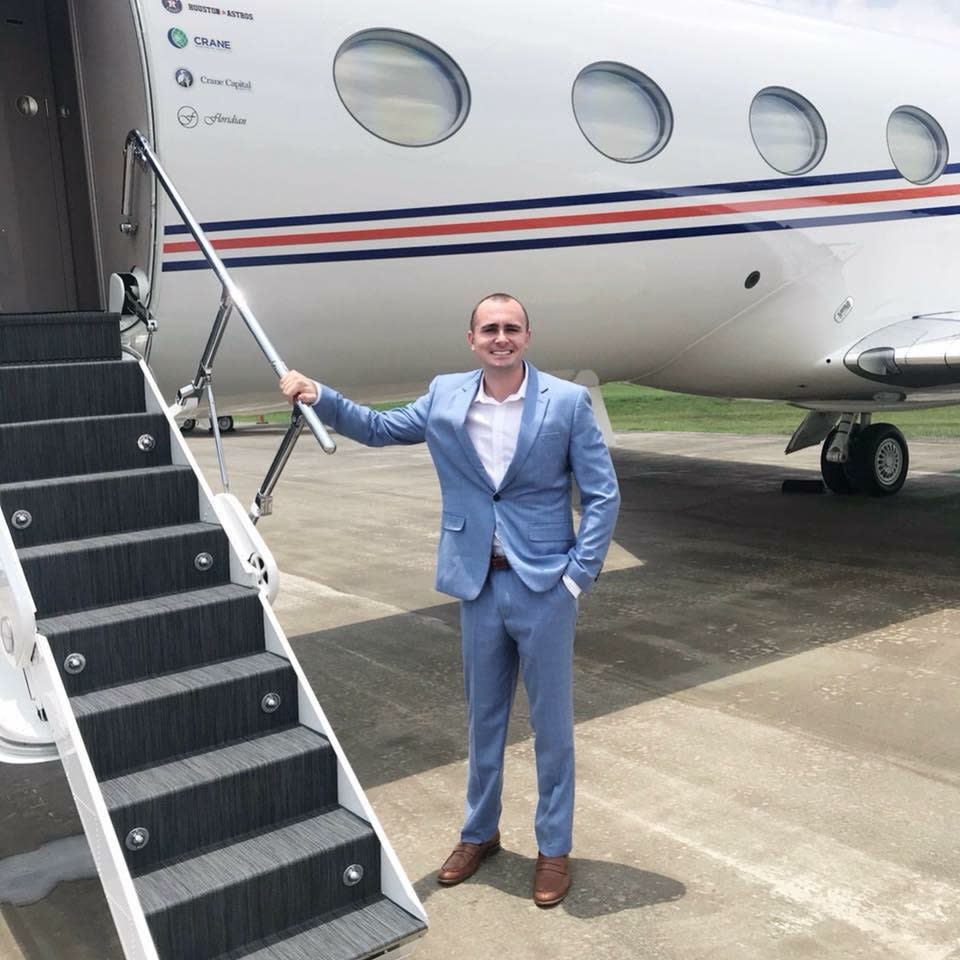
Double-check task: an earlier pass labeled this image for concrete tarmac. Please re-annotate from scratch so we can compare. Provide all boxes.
[2,429,960,959]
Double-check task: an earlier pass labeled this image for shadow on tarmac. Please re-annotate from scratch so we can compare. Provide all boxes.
[413,849,686,917]
[289,446,960,790]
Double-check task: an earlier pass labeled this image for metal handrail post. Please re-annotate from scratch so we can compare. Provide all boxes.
[249,411,305,524]
[177,289,233,404]
[205,386,230,492]
[123,129,336,454]
[120,135,144,236]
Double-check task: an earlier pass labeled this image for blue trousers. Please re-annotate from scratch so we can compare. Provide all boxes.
[459,568,577,857]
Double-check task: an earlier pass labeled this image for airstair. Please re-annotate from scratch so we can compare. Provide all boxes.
[0,138,427,960]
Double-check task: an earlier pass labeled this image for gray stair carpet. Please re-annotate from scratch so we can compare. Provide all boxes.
[0,411,171,483]
[18,522,231,616]
[0,311,120,364]
[217,897,425,960]
[1,465,199,547]
[102,725,337,873]
[0,359,145,423]
[71,652,300,779]
[39,584,264,695]
[136,809,381,960]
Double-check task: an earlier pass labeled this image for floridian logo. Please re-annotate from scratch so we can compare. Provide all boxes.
[168,27,189,49]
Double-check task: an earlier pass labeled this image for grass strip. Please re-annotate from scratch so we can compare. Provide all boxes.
[239,383,960,439]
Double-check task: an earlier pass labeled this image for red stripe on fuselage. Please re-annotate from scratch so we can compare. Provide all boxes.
[162,182,960,254]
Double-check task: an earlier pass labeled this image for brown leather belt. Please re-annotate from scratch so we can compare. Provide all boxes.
[489,554,511,571]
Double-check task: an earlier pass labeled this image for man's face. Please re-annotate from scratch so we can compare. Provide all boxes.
[467,299,531,375]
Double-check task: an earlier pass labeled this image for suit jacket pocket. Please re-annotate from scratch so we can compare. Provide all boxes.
[528,521,574,542]
[442,512,466,532]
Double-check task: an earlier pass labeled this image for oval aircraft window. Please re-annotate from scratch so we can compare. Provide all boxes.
[887,106,948,184]
[572,62,673,163]
[749,87,826,175]
[333,30,469,147]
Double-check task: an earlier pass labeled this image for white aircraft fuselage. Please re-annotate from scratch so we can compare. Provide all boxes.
[4,0,960,413]
[144,0,960,409]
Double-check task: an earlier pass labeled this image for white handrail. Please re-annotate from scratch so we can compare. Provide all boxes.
[0,515,37,669]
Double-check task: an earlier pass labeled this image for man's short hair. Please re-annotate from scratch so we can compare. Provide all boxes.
[470,293,529,331]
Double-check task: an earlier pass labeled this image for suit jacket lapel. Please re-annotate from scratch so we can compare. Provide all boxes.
[499,363,549,491]
[453,370,495,490]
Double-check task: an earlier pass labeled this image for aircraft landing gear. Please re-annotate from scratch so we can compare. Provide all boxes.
[850,422,909,496]
[820,417,909,496]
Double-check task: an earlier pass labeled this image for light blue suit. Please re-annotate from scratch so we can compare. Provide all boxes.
[314,363,620,855]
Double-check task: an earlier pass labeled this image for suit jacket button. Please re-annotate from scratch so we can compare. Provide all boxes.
[493,493,501,501]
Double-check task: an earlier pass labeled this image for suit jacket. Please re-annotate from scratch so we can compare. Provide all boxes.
[313,363,620,601]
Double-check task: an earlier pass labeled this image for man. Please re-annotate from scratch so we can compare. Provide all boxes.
[280,293,620,906]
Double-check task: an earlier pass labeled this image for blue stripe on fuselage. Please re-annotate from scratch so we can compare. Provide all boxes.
[163,164,960,236]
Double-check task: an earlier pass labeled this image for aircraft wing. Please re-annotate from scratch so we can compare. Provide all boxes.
[845,313,960,389]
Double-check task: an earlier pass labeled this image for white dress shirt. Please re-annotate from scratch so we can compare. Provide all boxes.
[465,367,580,599]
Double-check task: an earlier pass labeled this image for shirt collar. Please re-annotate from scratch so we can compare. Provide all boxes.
[474,363,528,405]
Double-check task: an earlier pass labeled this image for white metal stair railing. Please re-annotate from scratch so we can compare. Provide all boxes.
[0,508,57,763]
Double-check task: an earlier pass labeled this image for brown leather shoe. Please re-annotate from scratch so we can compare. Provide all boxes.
[437,830,501,885]
[533,853,571,907]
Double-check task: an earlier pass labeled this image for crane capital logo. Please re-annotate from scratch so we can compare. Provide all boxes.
[168,27,189,49]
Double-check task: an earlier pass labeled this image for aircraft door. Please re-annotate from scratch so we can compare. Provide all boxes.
[0,0,76,312]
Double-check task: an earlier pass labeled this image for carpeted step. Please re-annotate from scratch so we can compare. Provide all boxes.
[136,808,381,960]
[0,412,170,484]
[1,466,199,549]
[0,312,121,365]
[217,896,426,960]
[103,725,338,874]
[71,651,299,780]
[0,359,145,423]
[17,522,230,617]
[39,584,264,695]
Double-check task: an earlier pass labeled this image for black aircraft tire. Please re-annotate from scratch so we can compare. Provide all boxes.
[217,415,235,433]
[180,418,196,434]
[850,423,908,497]
[820,428,859,495]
